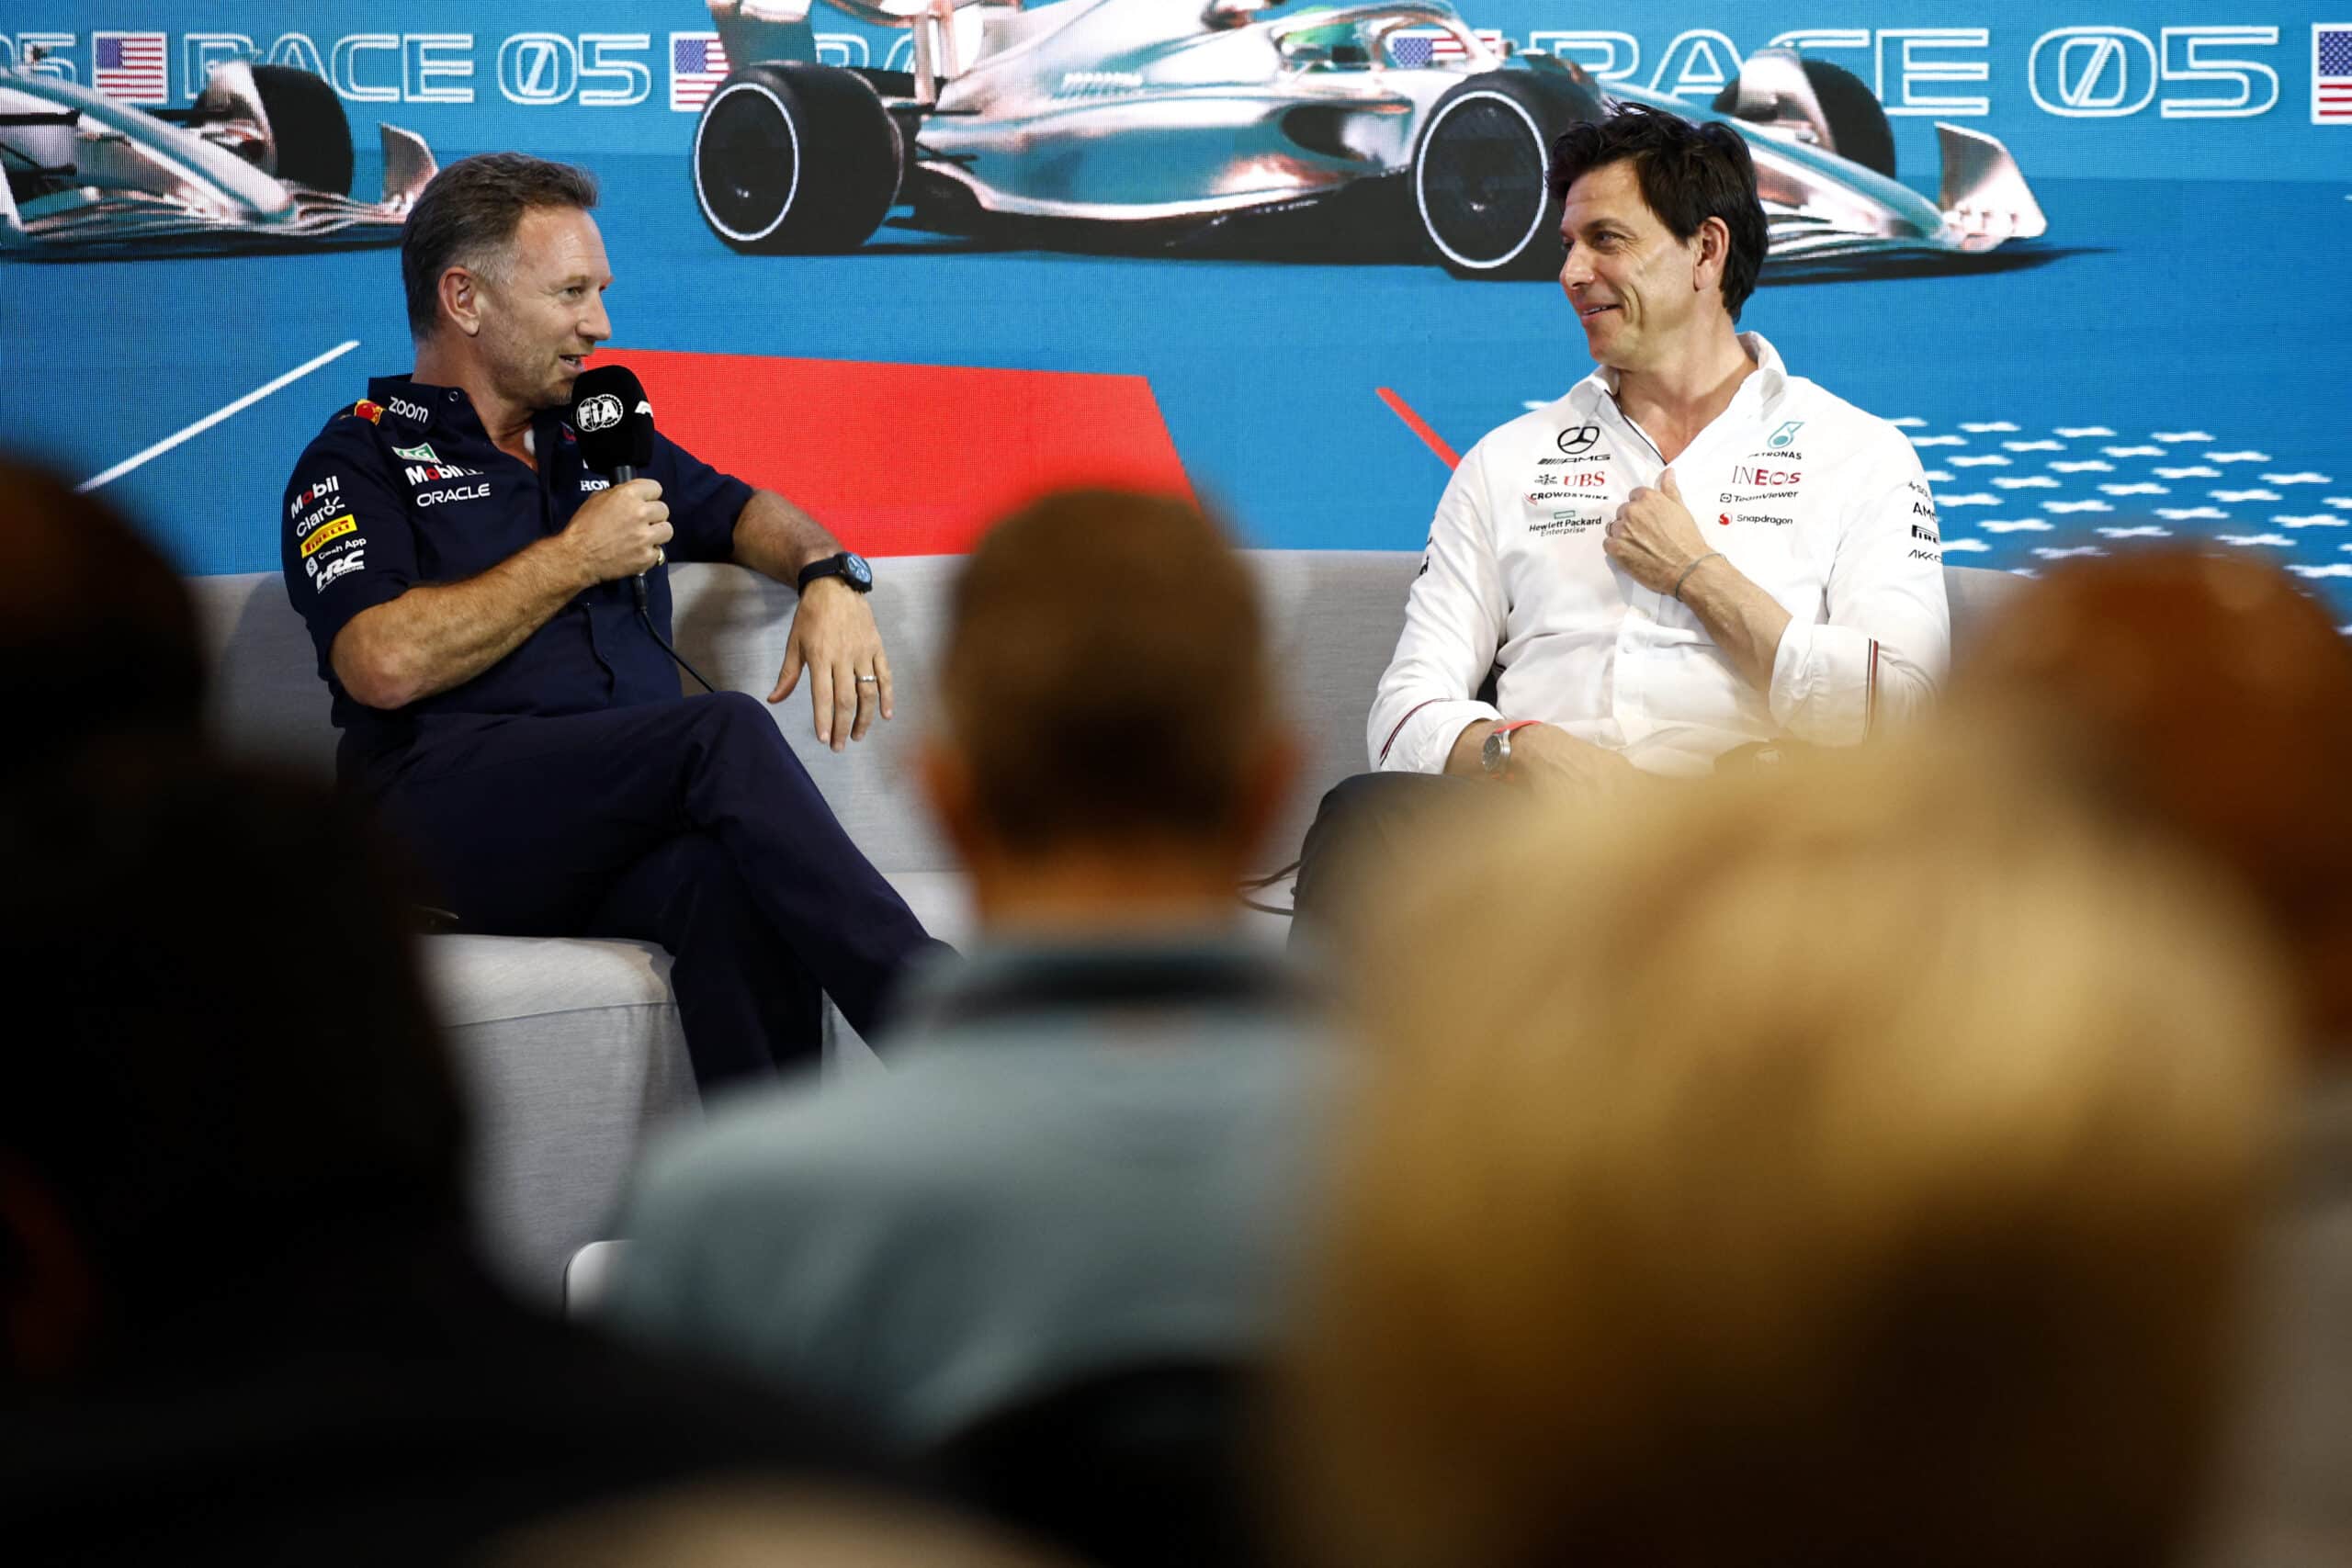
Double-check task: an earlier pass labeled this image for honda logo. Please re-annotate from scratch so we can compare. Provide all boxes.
[578,393,623,433]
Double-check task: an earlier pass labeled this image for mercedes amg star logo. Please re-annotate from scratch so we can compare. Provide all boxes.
[1556,423,1600,456]
[577,393,623,433]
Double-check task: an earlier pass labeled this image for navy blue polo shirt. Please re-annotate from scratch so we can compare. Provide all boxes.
[281,374,753,771]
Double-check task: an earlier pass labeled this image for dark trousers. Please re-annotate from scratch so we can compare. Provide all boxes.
[367,692,943,1089]
[1290,771,1482,952]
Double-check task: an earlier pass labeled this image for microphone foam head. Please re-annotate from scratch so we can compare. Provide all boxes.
[571,364,654,475]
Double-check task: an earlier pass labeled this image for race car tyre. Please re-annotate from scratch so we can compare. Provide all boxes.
[693,63,899,254]
[1713,58,1896,181]
[252,64,354,197]
[1412,73,1586,281]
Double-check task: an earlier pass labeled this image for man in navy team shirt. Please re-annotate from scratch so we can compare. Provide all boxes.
[280,152,941,1088]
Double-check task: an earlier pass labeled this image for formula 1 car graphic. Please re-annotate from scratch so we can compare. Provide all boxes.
[0,58,436,254]
[688,0,2047,279]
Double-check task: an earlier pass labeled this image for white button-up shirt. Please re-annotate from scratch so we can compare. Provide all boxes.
[1371,333,1951,777]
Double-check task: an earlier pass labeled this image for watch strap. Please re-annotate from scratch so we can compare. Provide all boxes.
[797,552,868,593]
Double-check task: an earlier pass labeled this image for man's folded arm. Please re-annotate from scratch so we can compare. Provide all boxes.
[332,537,592,710]
[1765,451,1951,745]
[1369,449,1509,774]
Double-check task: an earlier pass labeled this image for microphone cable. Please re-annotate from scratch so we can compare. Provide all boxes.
[633,575,718,695]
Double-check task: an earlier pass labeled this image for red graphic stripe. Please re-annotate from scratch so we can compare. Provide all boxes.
[1866,638,1880,738]
[1378,697,1443,765]
[1377,387,1462,470]
[610,349,1193,557]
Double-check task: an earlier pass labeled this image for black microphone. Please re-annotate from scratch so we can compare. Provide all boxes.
[571,361,655,488]
[571,364,659,606]
[570,364,716,694]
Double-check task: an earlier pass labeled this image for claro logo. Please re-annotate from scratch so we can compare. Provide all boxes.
[577,393,623,433]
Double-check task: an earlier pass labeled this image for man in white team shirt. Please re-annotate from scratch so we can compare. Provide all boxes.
[1297,106,1948,932]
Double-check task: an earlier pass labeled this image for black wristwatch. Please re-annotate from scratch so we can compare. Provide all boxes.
[797,551,874,594]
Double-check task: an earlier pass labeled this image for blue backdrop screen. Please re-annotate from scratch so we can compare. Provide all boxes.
[5,2,2349,611]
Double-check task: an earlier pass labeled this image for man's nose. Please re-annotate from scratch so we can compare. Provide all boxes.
[583,296,612,343]
[1559,240,1591,290]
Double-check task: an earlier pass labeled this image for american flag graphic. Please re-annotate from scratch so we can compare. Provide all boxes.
[670,33,730,113]
[2317,25,2352,122]
[93,31,167,105]
[1389,28,1510,67]
[1387,29,1469,68]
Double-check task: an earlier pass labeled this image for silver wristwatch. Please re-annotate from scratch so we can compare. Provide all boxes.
[1481,722,1525,777]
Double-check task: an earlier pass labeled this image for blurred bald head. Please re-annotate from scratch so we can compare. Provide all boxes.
[0,457,205,773]
[1960,549,2352,1053]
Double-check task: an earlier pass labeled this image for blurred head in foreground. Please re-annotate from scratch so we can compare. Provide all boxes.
[0,457,205,775]
[0,746,465,1382]
[922,488,1295,930]
[1957,549,2352,1058]
[1283,731,2288,1568]
[484,1483,1070,1568]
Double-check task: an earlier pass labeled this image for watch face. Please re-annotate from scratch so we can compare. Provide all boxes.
[1482,729,1506,773]
[842,552,873,590]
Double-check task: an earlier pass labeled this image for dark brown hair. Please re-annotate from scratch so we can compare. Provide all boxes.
[1959,549,2352,1055]
[939,489,1266,853]
[400,152,599,341]
[0,456,204,773]
[0,746,469,1335]
[1548,105,1769,320]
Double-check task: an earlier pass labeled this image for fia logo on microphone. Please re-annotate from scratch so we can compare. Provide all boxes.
[578,393,624,433]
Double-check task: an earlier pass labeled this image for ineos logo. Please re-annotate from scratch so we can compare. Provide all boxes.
[1556,423,1600,457]
[577,393,623,433]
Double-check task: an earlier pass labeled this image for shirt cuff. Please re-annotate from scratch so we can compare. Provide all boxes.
[1377,698,1503,774]
[1766,622,1874,746]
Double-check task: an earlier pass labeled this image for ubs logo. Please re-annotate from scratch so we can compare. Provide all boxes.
[1556,423,1599,457]
[577,393,623,433]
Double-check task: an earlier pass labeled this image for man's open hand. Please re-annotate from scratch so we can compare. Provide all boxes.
[1604,468,1713,597]
[768,577,893,750]
[1503,723,1639,798]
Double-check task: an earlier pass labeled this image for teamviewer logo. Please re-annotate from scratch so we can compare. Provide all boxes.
[577,393,623,433]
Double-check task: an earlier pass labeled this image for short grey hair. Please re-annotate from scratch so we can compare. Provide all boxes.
[400,152,599,342]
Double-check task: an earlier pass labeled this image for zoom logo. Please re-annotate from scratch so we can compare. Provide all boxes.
[577,393,622,433]
[1556,423,1600,457]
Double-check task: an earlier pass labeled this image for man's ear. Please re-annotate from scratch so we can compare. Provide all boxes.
[438,265,485,339]
[915,736,987,868]
[1692,215,1730,297]
[0,1156,101,1382]
[1234,730,1304,865]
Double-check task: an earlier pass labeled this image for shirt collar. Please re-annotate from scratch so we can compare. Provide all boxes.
[892,931,1316,1037]
[1571,330,1789,418]
[364,373,466,442]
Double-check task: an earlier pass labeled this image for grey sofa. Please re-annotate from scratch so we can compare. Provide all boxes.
[193,556,2021,1297]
